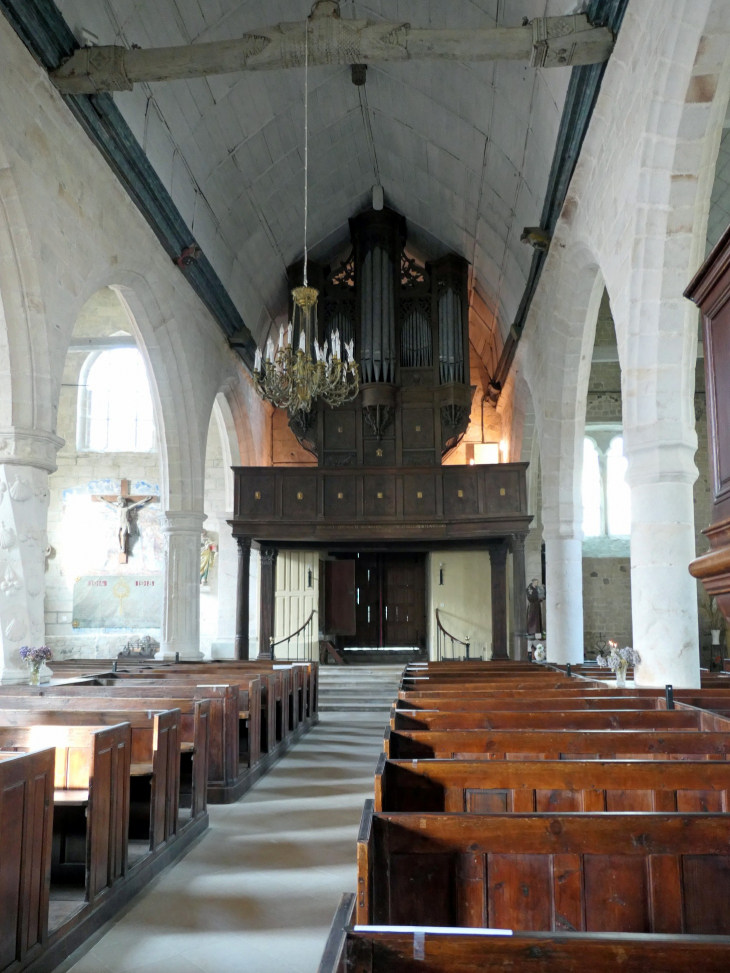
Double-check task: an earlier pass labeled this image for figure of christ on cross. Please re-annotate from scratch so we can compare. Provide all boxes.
[92,479,157,563]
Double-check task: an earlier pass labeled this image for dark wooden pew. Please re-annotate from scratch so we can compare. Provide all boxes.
[0,724,132,929]
[0,705,209,845]
[374,753,730,812]
[383,726,730,759]
[357,803,730,933]
[390,708,702,731]
[0,749,54,973]
[0,683,248,803]
[318,893,730,973]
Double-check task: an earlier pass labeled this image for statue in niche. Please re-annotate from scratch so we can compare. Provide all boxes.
[200,533,218,586]
[526,579,546,637]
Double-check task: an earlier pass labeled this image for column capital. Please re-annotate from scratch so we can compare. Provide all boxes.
[161,510,207,535]
[0,428,65,473]
[259,546,278,566]
[623,434,698,488]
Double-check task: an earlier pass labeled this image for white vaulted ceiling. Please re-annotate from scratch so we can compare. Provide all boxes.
[55,0,574,345]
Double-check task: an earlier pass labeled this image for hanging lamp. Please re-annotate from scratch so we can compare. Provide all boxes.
[253,8,359,418]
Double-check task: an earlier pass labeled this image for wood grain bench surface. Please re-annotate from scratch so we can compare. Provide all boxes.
[358,805,730,934]
[375,755,730,813]
[319,893,730,973]
[390,709,702,731]
[384,727,730,759]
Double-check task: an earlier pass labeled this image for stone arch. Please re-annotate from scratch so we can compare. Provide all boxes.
[520,241,606,663]
[0,138,54,442]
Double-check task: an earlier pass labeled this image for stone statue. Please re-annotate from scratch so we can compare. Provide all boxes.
[526,578,546,637]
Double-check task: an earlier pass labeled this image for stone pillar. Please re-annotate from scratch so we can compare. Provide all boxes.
[257,546,278,660]
[210,511,237,659]
[543,531,584,664]
[159,511,206,660]
[511,534,528,661]
[0,431,63,684]
[234,537,251,661]
[489,545,509,660]
[624,441,700,688]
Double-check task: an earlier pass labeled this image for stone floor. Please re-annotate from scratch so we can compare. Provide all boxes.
[63,712,386,973]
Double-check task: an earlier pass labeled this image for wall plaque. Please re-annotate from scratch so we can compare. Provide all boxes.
[73,574,162,630]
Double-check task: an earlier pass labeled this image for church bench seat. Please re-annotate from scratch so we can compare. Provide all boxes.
[395,695,667,711]
[0,683,253,802]
[0,748,55,973]
[374,754,730,813]
[357,803,730,933]
[390,708,702,731]
[384,726,730,760]
[319,893,730,973]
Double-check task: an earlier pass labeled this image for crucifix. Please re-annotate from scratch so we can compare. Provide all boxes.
[92,479,157,563]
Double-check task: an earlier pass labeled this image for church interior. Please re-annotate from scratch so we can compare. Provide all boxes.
[2,0,730,971]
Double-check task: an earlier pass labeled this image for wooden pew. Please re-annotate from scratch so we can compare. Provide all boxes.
[319,893,730,973]
[0,683,248,803]
[0,749,54,973]
[0,705,209,843]
[390,708,702,731]
[374,753,730,812]
[383,726,730,759]
[0,723,131,926]
[357,803,730,933]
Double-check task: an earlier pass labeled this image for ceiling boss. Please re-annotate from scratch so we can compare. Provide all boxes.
[252,5,360,420]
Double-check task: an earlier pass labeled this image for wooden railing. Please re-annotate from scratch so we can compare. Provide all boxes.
[270,608,317,661]
[435,609,474,661]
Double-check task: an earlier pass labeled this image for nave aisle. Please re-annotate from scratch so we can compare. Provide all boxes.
[63,713,385,973]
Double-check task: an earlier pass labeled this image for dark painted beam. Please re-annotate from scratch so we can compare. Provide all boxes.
[0,0,257,370]
[489,0,629,397]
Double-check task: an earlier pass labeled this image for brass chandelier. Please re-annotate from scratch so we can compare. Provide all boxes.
[253,11,359,418]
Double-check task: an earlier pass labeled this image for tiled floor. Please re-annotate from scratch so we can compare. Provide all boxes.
[65,712,386,973]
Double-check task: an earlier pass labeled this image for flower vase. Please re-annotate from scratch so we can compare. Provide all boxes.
[28,661,42,686]
[615,660,628,688]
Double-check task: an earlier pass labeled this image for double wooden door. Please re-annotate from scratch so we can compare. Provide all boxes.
[326,553,426,649]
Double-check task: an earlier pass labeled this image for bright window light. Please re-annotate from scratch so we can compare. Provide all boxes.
[474,443,500,464]
[607,436,631,535]
[86,349,155,452]
[582,438,602,537]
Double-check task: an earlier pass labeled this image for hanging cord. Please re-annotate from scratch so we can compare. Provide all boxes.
[303,14,309,287]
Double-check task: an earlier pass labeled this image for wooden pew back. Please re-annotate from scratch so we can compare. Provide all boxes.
[0,749,54,972]
[358,803,730,934]
[375,755,730,813]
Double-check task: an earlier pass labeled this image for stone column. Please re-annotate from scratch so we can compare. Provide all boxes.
[234,536,251,661]
[159,510,206,660]
[0,431,64,684]
[257,546,278,660]
[210,511,238,659]
[543,531,584,664]
[624,441,700,688]
[489,545,509,660]
[511,534,528,661]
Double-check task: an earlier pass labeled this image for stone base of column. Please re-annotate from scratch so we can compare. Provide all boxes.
[0,665,31,685]
[155,648,204,661]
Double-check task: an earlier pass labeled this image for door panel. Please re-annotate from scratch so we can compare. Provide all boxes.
[323,560,357,635]
[341,554,426,648]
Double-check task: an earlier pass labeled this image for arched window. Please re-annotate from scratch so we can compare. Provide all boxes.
[582,430,631,539]
[81,348,155,452]
[606,435,631,535]
[582,438,603,537]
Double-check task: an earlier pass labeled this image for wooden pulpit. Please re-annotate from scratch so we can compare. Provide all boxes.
[686,223,730,621]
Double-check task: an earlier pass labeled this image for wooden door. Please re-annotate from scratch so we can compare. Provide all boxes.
[323,560,357,635]
[383,555,426,647]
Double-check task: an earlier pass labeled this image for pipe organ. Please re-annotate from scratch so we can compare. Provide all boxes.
[287,206,473,467]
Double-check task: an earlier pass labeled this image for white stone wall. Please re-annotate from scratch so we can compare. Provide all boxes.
[517,0,730,685]
[0,15,269,675]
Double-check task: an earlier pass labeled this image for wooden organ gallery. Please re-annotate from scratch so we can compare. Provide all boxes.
[230,206,531,662]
